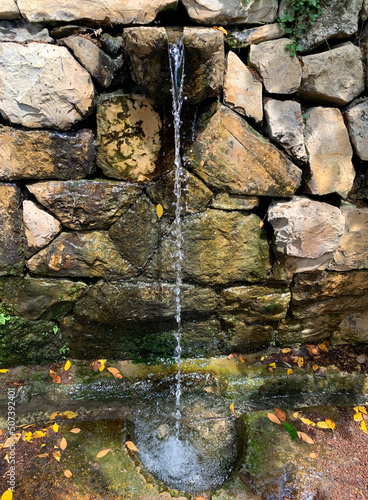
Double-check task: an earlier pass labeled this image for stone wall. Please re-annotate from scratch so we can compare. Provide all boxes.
[0,0,368,366]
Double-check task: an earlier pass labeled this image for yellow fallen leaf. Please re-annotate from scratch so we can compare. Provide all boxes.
[60,411,78,419]
[24,431,33,442]
[325,418,335,430]
[53,451,61,461]
[354,412,363,422]
[238,354,245,363]
[299,417,316,427]
[60,437,67,451]
[293,412,300,419]
[361,421,368,434]
[269,362,276,369]
[287,368,294,375]
[3,454,9,463]
[64,469,73,478]
[297,358,304,367]
[274,408,286,422]
[282,348,291,353]
[107,367,120,375]
[196,497,207,500]
[52,423,59,432]
[267,413,281,425]
[125,441,138,452]
[37,453,48,458]
[259,220,264,228]
[32,431,45,439]
[22,423,36,429]
[99,364,105,372]
[309,452,318,459]
[318,343,329,352]
[0,369,9,374]
[261,356,267,361]
[96,448,112,458]
[69,428,81,434]
[297,431,315,444]
[98,359,107,364]
[212,26,228,35]
[354,406,367,415]
[0,489,13,500]
[64,360,71,371]
[0,429,2,436]
[49,411,59,420]
[156,203,164,219]
[229,402,235,415]
[312,364,319,371]
[316,421,329,429]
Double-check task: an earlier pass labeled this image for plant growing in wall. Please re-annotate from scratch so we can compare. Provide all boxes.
[278,0,325,56]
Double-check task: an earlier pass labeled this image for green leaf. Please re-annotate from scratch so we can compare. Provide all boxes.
[284,422,298,440]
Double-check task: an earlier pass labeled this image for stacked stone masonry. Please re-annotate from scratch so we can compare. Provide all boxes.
[0,0,368,365]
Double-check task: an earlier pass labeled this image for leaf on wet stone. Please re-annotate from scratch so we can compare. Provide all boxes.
[60,411,78,419]
[64,470,73,478]
[282,348,291,353]
[227,353,237,360]
[297,357,304,367]
[229,402,236,415]
[318,343,329,352]
[60,437,67,450]
[69,428,81,434]
[64,360,71,371]
[49,411,59,420]
[238,354,245,363]
[156,203,164,219]
[312,364,319,371]
[284,422,297,440]
[53,450,61,461]
[316,422,329,429]
[107,367,120,375]
[287,368,294,375]
[125,441,138,452]
[267,413,281,425]
[297,431,315,444]
[299,417,316,426]
[96,448,112,458]
[274,408,286,422]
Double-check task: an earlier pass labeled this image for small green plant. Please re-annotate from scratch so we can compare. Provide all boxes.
[59,345,70,359]
[0,313,10,325]
[278,0,325,56]
[53,325,59,335]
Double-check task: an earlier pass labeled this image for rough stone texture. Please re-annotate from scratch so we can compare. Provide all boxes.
[17,0,178,24]
[73,280,218,324]
[328,204,368,271]
[361,0,368,21]
[100,33,123,56]
[344,99,368,161]
[277,316,342,345]
[291,271,368,319]
[147,169,213,216]
[211,193,259,211]
[27,180,141,230]
[0,0,19,19]
[97,93,164,182]
[63,36,122,88]
[23,200,61,258]
[26,232,136,278]
[0,20,52,42]
[0,184,23,276]
[124,27,225,104]
[333,313,368,344]
[0,42,95,129]
[268,197,345,272]
[224,51,263,124]
[264,98,307,162]
[148,209,271,285]
[295,0,363,52]
[0,126,95,181]
[225,23,286,49]
[186,104,302,196]
[221,318,275,351]
[181,0,278,25]
[248,39,302,94]
[0,277,87,321]
[182,27,225,103]
[109,195,170,268]
[299,43,364,106]
[304,107,355,197]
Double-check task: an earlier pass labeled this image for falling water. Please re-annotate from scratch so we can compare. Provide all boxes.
[168,37,185,432]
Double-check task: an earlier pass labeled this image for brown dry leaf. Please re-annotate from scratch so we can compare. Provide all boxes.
[306,344,319,356]
[310,452,318,459]
[297,357,304,367]
[53,450,61,462]
[49,411,59,420]
[91,360,100,372]
[300,417,316,426]
[113,373,123,379]
[37,453,49,458]
[96,448,112,458]
[69,428,81,434]
[125,441,138,452]
[196,497,206,500]
[64,469,73,478]
[267,413,281,425]
[316,421,329,429]
[357,354,367,364]
[227,353,237,360]
[297,431,315,444]
[0,429,2,436]
[287,368,294,375]
[259,220,264,228]
[274,408,287,422]
[312,364,319,372]
[3,433,21,448]
[60,437,67,450]
[107,367,120,375]
[238,354,245,363]
[282,348,291,353]
[318,343,329,352]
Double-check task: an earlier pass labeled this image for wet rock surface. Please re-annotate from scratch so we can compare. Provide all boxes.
[0,184,23,276]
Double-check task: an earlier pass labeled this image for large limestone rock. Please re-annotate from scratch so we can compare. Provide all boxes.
[0,126,95,181]
[124,27,224,104]
[63,36,122,88]
[27,232,136,278]
[304,107,355,197]
[186,104,302,196]
[334,313,368,344]
[97,93,164,182]
[109,195,170,268]
[0,20,52,42]
[0,0,19,19]
[294,0,363,52]
[148,209,271,285]
[264,98,307,162]
[0,277,86,321]
[27,180,141,230]
[0,184,23,276]
[299,43,364,106]
[224,51,263,124]
[248,39,302,94]
[277,316,342,345]
[17,0,177,24]
[181,0,278,25]
[329,204,368,271]
[147,169,213,216]
[23,200,61,258]
[225,23,285,49]
[211,193,259,211]
[73,280,218,325]
[344,99,368,161]
[0,42,95,129]
[268,197,345,273]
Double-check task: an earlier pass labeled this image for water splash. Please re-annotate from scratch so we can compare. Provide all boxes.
[168,37,185,432]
